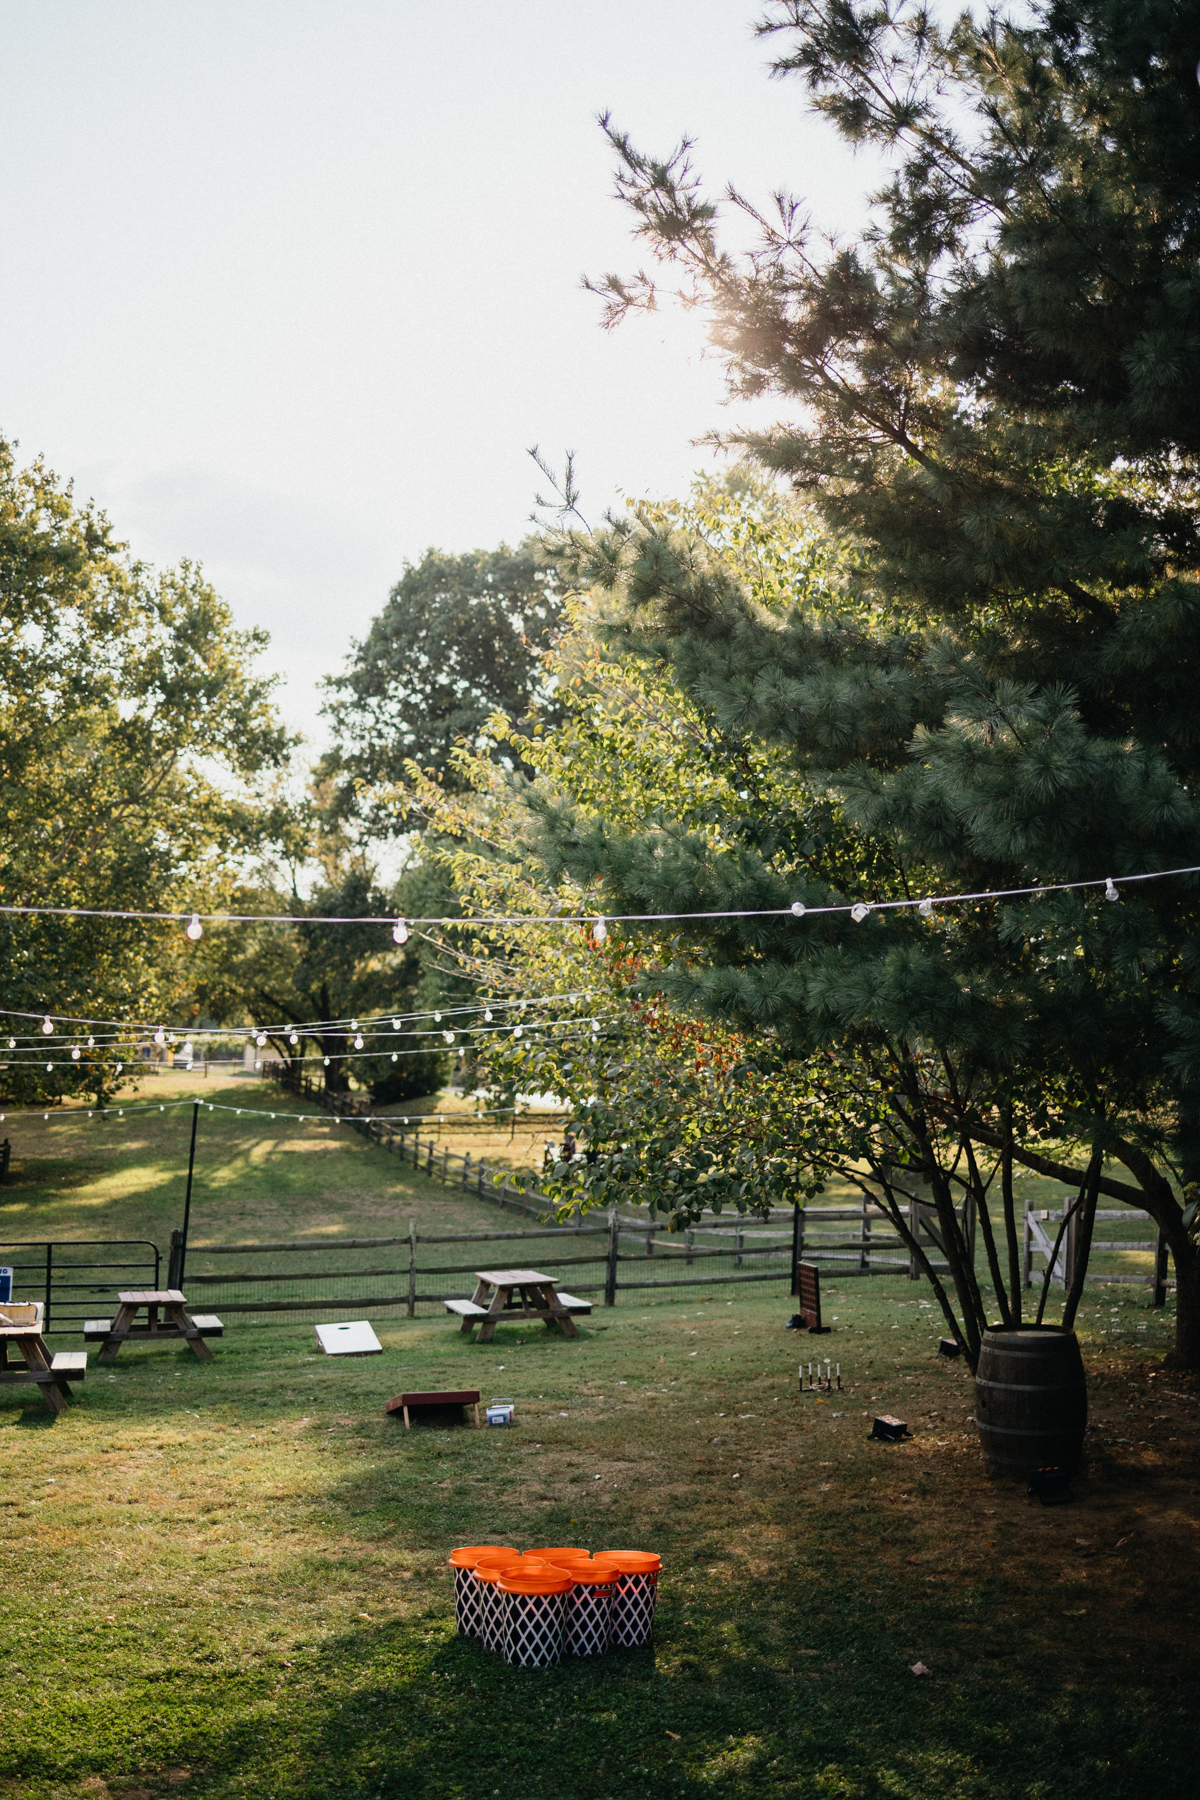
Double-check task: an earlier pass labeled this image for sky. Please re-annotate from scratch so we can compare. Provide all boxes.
[0,1,878,747]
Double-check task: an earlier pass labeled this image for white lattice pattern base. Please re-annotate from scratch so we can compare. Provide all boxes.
[479,1578,508,1652]
[565,1583,616,1656]
[502,1590,568,1667]
[455,1566,486,1638]
[610,1570,658,1647]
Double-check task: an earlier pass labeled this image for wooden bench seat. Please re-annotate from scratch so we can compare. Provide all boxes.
[50,1351,87,1381]
[188,1315,224,1337]
[554,1292,593,1314]
[86,1313,223,1342]
[84,1319,112,1342]
[443,1299,489,1319]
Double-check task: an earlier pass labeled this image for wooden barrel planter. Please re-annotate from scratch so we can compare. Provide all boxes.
[974,1325,1087,1479]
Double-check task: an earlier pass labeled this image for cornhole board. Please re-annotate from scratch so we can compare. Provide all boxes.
[795,1261,831,1333]
[385,1388,481,1428]
[315,1320,382,1357]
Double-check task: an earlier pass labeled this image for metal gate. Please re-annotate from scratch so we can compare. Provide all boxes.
[0,1240,161,1334]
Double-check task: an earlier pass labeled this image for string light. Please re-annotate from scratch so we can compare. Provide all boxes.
[851,903,870,923]
[71,1048,81,1061]
[919,899,934,918]
[185,914,203,941]
[41,1016,53,1035]
[593,916,607,942]
[1105,878,1119,902]
[353,1035,364,1050]
[1,865,1197,936]
[181,1041,193,1061]
[392,918,409,945]
[790,902,805,917]
[442,1030,455,1044]
[153,1027,166,1047]
[255,1033,266,1047]
[289,1032,299,1045]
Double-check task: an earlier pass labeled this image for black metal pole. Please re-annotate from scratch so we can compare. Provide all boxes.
[178,1100,200,1288]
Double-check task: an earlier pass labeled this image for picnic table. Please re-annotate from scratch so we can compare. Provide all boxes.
[0,1302,87,1414]
[444,1269,591,1343]
[85,1290,223,1364]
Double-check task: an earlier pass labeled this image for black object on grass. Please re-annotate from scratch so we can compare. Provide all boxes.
[937,1337,961,1359]
[871,1415,909,1442]
[1027,1465,1073,1505]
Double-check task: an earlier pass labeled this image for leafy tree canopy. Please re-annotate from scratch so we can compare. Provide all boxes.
[320,540,565,832]
[0,440,292,1106]
[538,2,1200,1365]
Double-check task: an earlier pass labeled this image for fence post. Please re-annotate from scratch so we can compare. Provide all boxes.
[45,1241,52,1332]
[735,1222,744,1270]
[685,1227,694,1267]
[463,1152,471,1193]
[426,1140,435,1177]
[478,1161,486,1199]
[605,1206,619,1307]
[1152,1229,1169,1308]
[168,1228,184,1289]
[407,1219,417,1318]
[646,1220,653,1257]
[791,1202,800,1296]
[860,1195,870,1272]
[442,1145,449,1183]
[1023,1201,1033,1288]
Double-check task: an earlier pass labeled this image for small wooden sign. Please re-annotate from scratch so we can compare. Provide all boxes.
[795,1262,831,1334]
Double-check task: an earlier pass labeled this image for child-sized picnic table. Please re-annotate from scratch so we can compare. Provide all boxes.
[0,1302,87,1414]
[444,1269,591,1343]
[85,1290,223,1364]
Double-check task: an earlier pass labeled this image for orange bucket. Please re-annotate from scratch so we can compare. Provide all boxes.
[528,1546,588,1560]
[449,1546,518,1637]
[593,1552,661,1648]
[472,1559,530,1651]
[498,1569,575,1668]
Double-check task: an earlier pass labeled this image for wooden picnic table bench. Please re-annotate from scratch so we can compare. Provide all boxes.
[0,1302,87,1415]
[85,1290,223,1364]
[444,1270,590,1343]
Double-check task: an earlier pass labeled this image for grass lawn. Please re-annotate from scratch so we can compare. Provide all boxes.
[0,1084,1195,1800]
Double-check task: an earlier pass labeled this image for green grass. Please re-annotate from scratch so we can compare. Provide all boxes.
[0,1086,1195,1800]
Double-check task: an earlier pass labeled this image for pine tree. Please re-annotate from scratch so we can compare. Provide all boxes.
[540,2,1200,1365]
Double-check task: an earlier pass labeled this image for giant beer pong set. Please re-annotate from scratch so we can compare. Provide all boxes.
[449,1545,662,1668]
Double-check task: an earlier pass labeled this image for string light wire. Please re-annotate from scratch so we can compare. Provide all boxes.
[0,861,1194,932]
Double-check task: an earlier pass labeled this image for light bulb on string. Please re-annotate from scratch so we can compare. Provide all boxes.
[851,903,870,923]
[71,1047,81,1061]
[288,1032,298,1046]
[513,1026,523,1039]
[790,901,806,918]
[391,1052,398,1062]
[115,1062,123,1073]
[353,1035,364,1050]
[153,1027,166,1047]
[185,914,203,941]
[593,917,607,943]
[45,1061,52,1072]
[433,1012,441,1023]
[87,1036,94,1048]
[255,1033,266,1047]
[181,1042,193,1062]
[392,1018,402,1030]
[6,1039,13,1050]
[41,1016,53,1035]
[392,917,409,945]
[442,1031,454,1044]
[484,1009,492,1022]
[323,1056,330,1067]
[351,1019,359,1031]
[918,899,934,919]
[1105,877,1119,903]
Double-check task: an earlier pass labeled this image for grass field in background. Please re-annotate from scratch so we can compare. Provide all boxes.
[0,1081,1194,1799]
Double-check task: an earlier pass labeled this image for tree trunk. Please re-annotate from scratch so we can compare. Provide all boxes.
[1165,1237,1200,1370]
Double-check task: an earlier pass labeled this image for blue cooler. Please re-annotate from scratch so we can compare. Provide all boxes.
[0,1268,12,1304]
